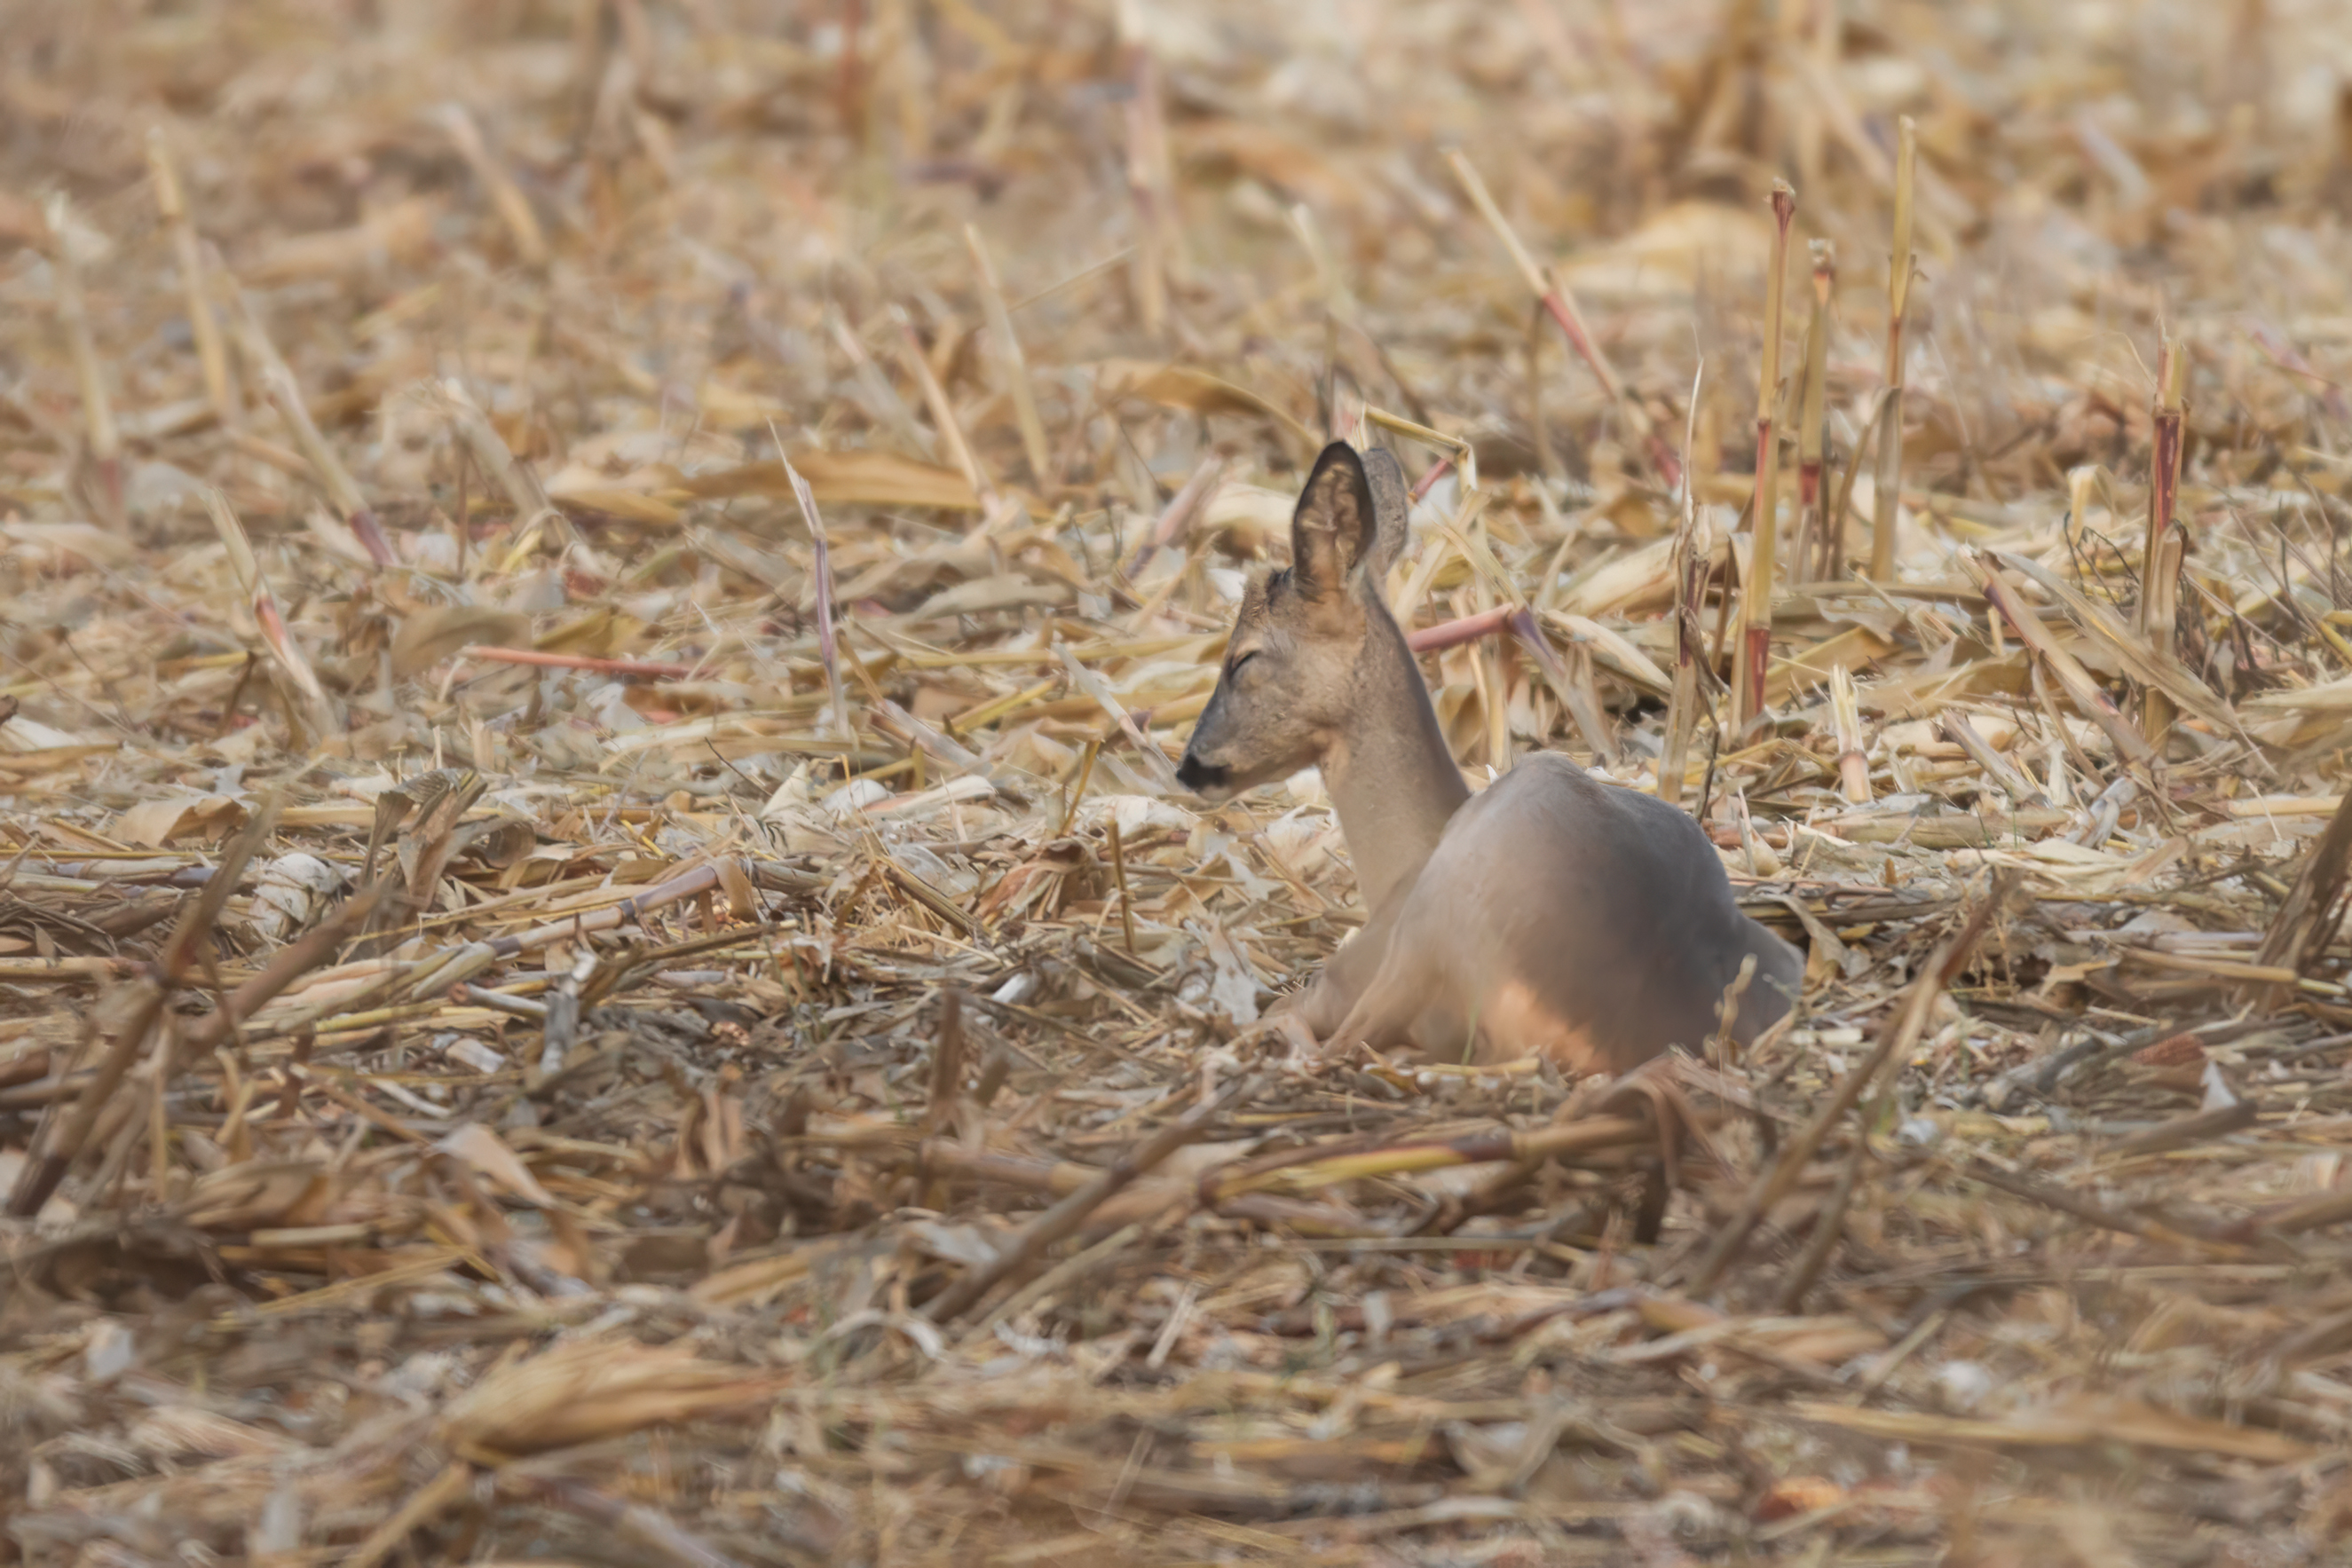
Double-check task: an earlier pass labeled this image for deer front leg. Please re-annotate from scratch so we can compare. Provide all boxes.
[1290,896,1407,1040]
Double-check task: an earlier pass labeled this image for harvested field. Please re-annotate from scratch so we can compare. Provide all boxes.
[10,0,2352,1562]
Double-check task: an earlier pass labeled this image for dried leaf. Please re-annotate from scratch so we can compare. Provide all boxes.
[1091,360,1316,452]
[435,1123,556,1207]
[1794,1397,2314,1464]
[113,792,247,847]
[391,607,532,679]
[682,452,981,510]
[438,1336,782,1456]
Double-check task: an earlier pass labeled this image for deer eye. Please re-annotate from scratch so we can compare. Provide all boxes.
[1229,650,1260,679]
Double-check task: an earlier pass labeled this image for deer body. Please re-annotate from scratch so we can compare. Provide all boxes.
[1178,442,1801,1075]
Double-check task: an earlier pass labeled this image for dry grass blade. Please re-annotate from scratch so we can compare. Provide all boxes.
[1772,1130,1866,1312]
[341,1462,475,1568]
[501,1476,776,1568]
[2250,789,2352,1003]
[1963,548,2155,766]
[1938,710,2040,805]
[777,444,849,738]
[437,102,549,269]
[225,285,371,524]
[1792,1399,2313,1465]
[45,193,123,527]
[1796,240,1835,581]
[924,1071,1263,1324]
[892,305,994,507]
[2142,337,2190,741]
[1867,115,1917,581]
[1510,607,1618,764]
[144,129,236,428]
[1364,406,1480,492]
[440,1337,785,1458]
[1993,548,2241,740]
[202,489,335,738]
[173,873,395,1060]
[1206,1111,1659,1202]
[414,377,556,532]
[7,791,285,1216]
[872,696,1032,802]
[1445,149,1677,488]
[966,222,1053,487]
[1827,665,1871,803]
[1062,645,1181,792]
[1731,180,1796,735]
[1659,362,1710,807]
[1125,452,1226,577]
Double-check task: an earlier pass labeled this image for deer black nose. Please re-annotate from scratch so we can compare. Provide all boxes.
[1175,754,1227,793]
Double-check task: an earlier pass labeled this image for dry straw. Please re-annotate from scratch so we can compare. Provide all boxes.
[6,1,2352,1562]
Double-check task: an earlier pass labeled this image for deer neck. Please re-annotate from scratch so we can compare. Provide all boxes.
[1320,606,1471,913]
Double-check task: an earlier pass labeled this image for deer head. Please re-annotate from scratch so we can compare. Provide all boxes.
[1175,442,1411,803]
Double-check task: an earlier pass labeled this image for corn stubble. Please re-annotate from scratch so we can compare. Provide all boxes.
[4,1,2352,1563]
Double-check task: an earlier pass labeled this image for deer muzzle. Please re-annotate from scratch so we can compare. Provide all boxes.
[1173,752,1235,800]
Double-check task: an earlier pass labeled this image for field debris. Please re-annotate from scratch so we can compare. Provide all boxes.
[10,0,2352,1563]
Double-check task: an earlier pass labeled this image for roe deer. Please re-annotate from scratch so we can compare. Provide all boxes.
[1176,441,1802,1074]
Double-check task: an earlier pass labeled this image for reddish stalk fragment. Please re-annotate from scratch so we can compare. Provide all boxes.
[2141,335,2187,745]
[1731,181,1798,736]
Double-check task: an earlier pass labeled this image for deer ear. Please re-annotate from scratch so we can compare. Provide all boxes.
[1290,442,1381,607]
